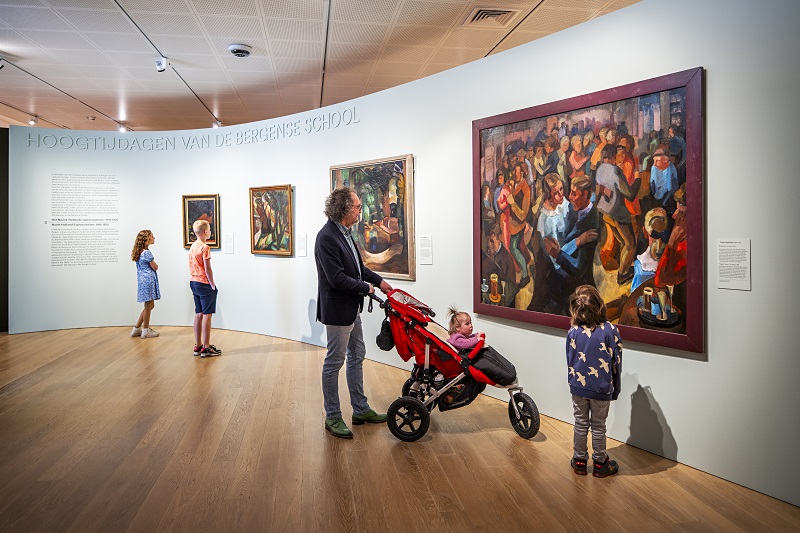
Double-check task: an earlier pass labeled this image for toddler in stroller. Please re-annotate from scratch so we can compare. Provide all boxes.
[370,289,539,442]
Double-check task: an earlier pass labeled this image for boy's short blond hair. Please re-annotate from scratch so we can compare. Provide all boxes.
[193,219,210,234]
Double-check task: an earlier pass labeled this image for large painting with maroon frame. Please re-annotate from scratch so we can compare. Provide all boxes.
[472,68,704,352]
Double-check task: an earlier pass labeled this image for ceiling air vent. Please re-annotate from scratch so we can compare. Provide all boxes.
[463,8,521,28]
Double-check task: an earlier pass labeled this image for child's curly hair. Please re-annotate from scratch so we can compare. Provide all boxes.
[447,305,470,335]
[131,230,151,261]
[568,285,607,328]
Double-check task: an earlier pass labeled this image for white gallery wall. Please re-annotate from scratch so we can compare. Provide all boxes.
[9,0,800,507]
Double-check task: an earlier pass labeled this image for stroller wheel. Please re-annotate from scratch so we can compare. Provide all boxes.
[387,397,430,442]
[401,379,437,413]
[508,392,540,439]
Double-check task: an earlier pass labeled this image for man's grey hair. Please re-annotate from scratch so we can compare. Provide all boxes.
[324,187,356,222]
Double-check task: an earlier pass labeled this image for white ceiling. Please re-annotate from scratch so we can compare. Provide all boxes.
[0,0,639,131]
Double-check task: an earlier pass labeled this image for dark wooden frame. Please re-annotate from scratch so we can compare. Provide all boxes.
[472,68,704,352]
[249,184,294,256]
[182,194,220,249]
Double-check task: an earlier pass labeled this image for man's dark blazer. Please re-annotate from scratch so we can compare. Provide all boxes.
[315,219,383,326]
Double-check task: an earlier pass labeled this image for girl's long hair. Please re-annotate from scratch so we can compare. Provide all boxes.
[131,230,151,261]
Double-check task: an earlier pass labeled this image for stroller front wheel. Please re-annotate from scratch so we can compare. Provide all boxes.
[387,397,430,442]
[508,392,540,439]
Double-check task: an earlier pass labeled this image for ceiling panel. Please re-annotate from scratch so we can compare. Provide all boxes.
[519,6,595,33]
[82,32,153,52]
[271,40,323,59]
[199,16,264,38]
[372,61,420,76]
[329,42,381,61]
[332,0,397,24]
[15,30,95,49]
[0,7,74,31]
[379,45,435,62]
[120,0,192,14]
[0,0,639,130]
[133,13,203,35]
[55,8,138,33]
[386,24,449,47]
[440,27,507,49]
[330,22,388,44]
[191,0,259,17]
[258,0,325,20]
[263,18,325,41]
[394,1,466,27]
[428,47,484,63]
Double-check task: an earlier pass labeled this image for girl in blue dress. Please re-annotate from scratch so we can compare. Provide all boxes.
[130,230,160,338]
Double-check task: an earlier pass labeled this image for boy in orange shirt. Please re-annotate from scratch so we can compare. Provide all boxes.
[189,220,221,357]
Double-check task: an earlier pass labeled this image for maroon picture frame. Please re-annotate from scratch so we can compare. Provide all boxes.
[472,68,704,352]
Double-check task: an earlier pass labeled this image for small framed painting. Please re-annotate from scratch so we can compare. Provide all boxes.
[182,194,220,249]
[249,184,293,256]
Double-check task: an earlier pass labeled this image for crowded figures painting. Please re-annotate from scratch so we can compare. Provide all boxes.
[331,155,415,281]
[472,68,704,352]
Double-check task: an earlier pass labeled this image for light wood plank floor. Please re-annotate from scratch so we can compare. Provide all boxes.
[0,327,798,532]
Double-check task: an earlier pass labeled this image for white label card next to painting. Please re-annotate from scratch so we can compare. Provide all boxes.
[223,234,233,254]
[718,238,751,291]
[419,235,433,265]
[296,234,307,257]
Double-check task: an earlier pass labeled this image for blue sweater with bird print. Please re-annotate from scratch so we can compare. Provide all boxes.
[566,322,622,401]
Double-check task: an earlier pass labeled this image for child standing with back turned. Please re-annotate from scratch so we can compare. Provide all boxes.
[566,285,622,477]
[130,229,160,338]
[189,219,222,358]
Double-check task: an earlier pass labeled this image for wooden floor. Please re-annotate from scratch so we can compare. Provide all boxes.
[0,328,798,532]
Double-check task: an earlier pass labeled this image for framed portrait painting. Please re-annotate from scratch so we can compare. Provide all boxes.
[182,194,220,249]
[249,184,293,256]
[473,68,704,352]
[331,154,415,281]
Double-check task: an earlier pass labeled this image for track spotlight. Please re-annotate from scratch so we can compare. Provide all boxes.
[28,116,38,126]
[118,124,127,132]
[155,57,169,72]
[212,120,222,128]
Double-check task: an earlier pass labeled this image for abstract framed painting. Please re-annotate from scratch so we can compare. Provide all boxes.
[331,154,415,281]
[249,184,293,256]
[182,194,220,249]
[473,68,704,352]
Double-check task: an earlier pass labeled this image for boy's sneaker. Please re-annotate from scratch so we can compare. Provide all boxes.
[592,456,619,478]
[130,327,142,337]
[200,345,221,358]
[193,345,201,356]
[570,457,588,476]
[140,327,159,338]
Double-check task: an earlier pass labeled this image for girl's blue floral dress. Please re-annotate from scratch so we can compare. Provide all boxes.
[136,249,160,302]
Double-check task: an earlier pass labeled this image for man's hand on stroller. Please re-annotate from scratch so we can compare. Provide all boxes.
[379,280,393,293]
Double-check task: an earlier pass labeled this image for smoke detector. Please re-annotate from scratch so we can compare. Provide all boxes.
[228,44,252,58]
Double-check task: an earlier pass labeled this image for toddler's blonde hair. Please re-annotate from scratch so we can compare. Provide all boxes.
[447,306,470,335]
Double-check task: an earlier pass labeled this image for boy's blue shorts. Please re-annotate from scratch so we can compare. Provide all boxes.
[190,281,217,314]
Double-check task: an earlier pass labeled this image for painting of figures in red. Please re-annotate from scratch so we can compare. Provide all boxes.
[473,68,703,352]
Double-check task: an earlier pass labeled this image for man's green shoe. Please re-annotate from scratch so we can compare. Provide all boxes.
[352,409,387,425]
[325,417,353,439]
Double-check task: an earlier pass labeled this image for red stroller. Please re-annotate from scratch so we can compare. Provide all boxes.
[370,289,539,442]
